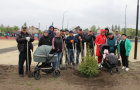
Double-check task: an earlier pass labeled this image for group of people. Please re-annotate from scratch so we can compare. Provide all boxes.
[16,25,132,77]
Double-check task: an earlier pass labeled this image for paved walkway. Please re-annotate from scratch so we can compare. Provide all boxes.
[0,43,38,54]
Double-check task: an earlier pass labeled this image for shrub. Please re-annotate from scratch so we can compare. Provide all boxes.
[79,49,99,77]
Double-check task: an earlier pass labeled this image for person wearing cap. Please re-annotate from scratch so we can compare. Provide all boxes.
[107,33,117,53]
[105,28,109,37]
[16,25,34,77]
[85,31,96,56]
[65,29,69,38]
[114,30,122,61]
[118,34,132,71]
[75,28,86,65]
[65,31,78,66]
[60,29,65,65]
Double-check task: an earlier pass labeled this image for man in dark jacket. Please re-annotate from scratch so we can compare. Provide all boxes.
[75,28,86,65]
[65,31,78,65]
[16,25,34,77]
[60,29,65,65]
[85,31,96,56]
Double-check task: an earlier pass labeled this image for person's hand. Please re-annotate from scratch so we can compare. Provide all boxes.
[79,36,81,40]
[53,47,55,50]
[118,52,119,54]
[80,39,82,41]
[26,37,30,42]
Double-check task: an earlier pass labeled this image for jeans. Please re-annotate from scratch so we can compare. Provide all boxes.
[18,50,31,75]
[55,52,62,69]
[76,49,84,65]
[68,49,75,65]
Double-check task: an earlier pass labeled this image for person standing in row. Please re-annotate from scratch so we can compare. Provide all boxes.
[85,31,96,56]
[65,31,78,65]
[75,28,86,65]
[118,34,132,71]
[48,25,55,45]
[95,29,106,68]
[114,30,122,61]
[105,28,109,38]
[52,31,64,70]
[38,30,52,67]
[60,29,65,65]
[16,25,34,77]
[107,33,116,53]
[54,27,58,35]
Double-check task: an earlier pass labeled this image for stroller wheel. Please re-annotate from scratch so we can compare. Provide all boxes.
[34,70,41,80]
[53,70,60,78]
[116,68,120,74]
[110,70,113,75]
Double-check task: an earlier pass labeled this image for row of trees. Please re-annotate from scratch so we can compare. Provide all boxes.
[83,25,140,38]
[0,24,20,33]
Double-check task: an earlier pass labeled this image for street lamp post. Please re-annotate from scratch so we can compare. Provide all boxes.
[38,22,40,41]
[62,11,68,30]
[67,18,73,29]
[134,0,139,59]
[124,5,127,34]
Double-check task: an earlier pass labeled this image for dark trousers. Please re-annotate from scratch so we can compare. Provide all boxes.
[18,50,31,75]
[60,53,63,64]
[121,52,129,68]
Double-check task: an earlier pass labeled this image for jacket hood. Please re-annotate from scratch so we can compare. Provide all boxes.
[100,29,105,35]
[48,25,54,32]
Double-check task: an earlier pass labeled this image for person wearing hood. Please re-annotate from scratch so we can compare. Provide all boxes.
[107,33,117,53]
[105,28,109,38]
[95,29,106,68]
[38,30,52,67]
[85,31,96,56]
[75,28,86,65]
[48,25,55,44]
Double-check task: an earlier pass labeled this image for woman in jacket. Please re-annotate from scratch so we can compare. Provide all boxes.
[118,34,132,71]
[95,29,106,68]
[52,31,64,70]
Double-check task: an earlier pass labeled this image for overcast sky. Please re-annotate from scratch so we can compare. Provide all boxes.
[0,0,139,30]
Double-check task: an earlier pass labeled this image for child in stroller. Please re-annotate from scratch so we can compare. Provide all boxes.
[100,44,120,75]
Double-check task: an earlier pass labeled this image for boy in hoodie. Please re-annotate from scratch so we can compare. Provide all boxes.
[95,29,106,68]
[48,26,55,45]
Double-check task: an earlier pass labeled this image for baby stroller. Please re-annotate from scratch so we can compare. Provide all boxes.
[100,44,120,75]
[32,45,60,80]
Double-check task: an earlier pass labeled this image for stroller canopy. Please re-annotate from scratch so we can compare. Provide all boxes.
[33,45,52,57]
[100,44,110,55]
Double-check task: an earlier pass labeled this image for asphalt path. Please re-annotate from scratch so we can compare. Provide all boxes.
[0,43,38,54]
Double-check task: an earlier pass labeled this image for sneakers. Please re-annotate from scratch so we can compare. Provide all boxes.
[121,66,125,69]
[126,68,129,71]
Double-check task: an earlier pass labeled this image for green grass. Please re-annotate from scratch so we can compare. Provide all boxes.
[27,81,32,86]
[49,78,55,81]
[35,88,42,90]
[13,71,18,74]
[19,82,24,85]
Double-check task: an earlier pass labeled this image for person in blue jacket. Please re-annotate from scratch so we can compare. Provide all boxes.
[65,31,78,65]
[107,33,116,53]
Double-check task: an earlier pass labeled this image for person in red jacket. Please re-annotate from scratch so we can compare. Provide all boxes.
[95,29,106,68]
